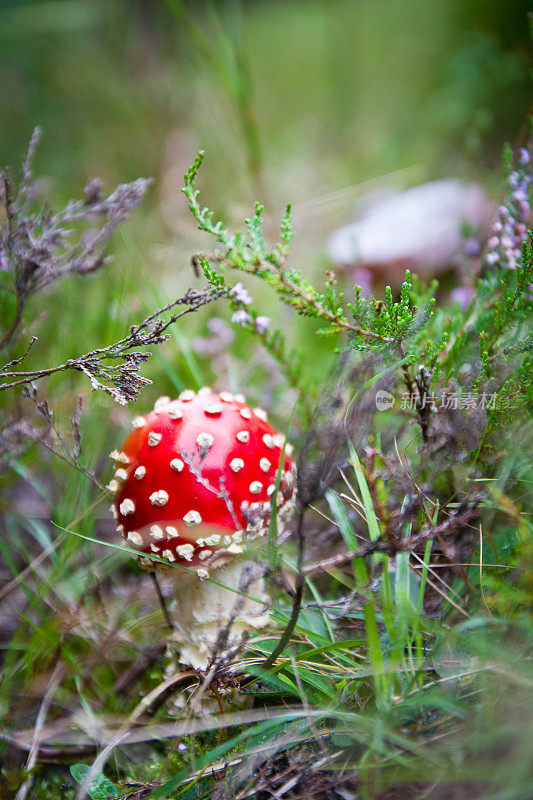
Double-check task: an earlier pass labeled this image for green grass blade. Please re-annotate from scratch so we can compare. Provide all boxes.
[326,490,388,708]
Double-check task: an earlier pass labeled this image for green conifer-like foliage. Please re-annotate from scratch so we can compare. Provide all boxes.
[183,145,532,447]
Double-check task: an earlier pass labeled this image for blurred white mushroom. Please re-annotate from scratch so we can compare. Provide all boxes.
[327,179,493,286]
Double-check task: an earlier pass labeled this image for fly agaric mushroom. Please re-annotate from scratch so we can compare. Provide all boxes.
[109,388,296,669]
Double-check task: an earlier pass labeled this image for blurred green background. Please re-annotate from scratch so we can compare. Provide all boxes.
[1,0,530,218]
[0,0,531,410]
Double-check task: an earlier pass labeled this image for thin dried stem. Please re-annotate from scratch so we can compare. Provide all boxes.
[14,660,65,800]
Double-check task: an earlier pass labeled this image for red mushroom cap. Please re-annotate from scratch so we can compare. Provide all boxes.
[109,389,296,575]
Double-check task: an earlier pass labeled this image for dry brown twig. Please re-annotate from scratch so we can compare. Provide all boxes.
[303,498,482,575]
[0,288,223,401]
[14,659,66,800]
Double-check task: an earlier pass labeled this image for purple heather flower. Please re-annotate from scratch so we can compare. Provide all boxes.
[231,309,253,327]
[513,187,528,206]
[255,316,271,334]
[486,147,531,272]
[229,281,253,305]
[451,286,475,311]
[464,237,481,258]
[519,147,530,166]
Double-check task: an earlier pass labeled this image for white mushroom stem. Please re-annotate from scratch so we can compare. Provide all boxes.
[167,559,271,670]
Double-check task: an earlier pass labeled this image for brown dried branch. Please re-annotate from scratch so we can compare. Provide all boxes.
[14,659,66,800]
[304,497,483,575]
[1,287,223,402]
[0,129,153,353]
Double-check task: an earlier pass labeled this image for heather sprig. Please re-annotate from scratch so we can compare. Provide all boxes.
[0,128,152,353]
[479,238,533,354]
[183,152,391,341]
[0,134,223,476]
[347,269,437,353]
[442,212,533,388]
[183,155,439,358]
[183,155,450,437]
[485,142,532,271]
[0,288,221,403]
[184,143,532,448]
